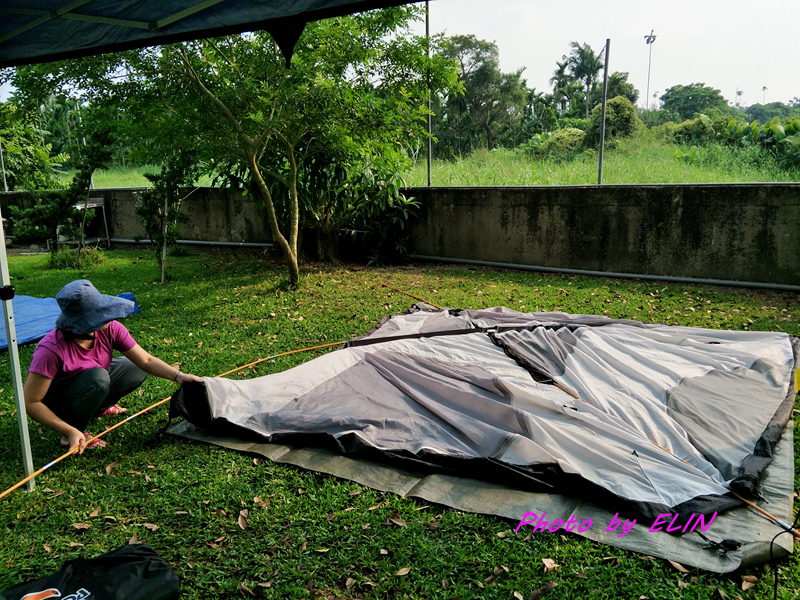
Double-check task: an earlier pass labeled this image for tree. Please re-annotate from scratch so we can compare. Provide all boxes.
[437,34,528,153]
[11,7,459,286]
[589,71,639,107]
[566,42,604,119]
[659,83,727,121]
[0,102,68,191]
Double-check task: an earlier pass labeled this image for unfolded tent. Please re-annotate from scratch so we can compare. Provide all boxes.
[171,305,797,569]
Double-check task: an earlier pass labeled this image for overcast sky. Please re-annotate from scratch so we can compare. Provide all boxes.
[421,0,799,108]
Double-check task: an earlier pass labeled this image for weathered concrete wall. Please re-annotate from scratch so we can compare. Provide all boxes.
[4,184,799,285]
[0,187,271,244]
[407,184,800,285]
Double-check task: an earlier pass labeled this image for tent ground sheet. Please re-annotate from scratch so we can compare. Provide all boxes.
[169,419,793,573]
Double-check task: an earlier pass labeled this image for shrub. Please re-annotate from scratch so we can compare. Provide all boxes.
[585,96,643,146]
[49,246,104,270]
[556,117,590,132]
[673,114,716,145]
[525,128,586,160]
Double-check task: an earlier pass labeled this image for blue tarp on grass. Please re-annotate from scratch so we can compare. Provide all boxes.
[0,293,140,351]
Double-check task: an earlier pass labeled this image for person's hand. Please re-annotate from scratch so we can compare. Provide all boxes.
[67,428,87,454]
[175,371,204,385]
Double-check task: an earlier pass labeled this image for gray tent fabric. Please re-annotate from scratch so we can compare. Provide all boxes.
[0,0,421,69]
[170,306,796,563]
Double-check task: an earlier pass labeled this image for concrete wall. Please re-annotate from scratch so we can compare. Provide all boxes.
[407,184,800,285]
[3,184,799,285]
[0,187,271,245]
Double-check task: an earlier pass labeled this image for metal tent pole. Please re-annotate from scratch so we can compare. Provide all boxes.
[0,207,35,492]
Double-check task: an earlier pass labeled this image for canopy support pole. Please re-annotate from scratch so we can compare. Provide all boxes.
[0,206,35,491]
[597,38,610,185]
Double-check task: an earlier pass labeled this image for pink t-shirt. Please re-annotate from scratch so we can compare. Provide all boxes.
[28,321,137,381]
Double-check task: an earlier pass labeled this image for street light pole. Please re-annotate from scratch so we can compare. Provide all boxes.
[644,30,656,110]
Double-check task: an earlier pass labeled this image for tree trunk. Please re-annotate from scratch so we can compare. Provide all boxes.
[248,152,299,287]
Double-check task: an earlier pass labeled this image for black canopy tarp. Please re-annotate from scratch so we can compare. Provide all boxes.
[0,0,422,69]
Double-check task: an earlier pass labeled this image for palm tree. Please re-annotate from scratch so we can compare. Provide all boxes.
[549,59,571,115]
[566,42,604,119]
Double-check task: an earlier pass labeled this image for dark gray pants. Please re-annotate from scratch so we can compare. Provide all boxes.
[43,357,147,432]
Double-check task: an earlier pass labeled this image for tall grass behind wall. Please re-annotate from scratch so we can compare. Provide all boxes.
[405,135,798,187]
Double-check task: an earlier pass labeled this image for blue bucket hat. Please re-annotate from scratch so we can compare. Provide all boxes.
[55,280,135,334]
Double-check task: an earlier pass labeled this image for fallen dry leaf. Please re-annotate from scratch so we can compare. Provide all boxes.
[129,534,139,544]
[678,581,688,589]
[442,578,449,590]
[542,558,559,573]
[43,543,51,552]
[514,592,523,600]
[89,509,100,518]
[143,523,158,531]
[238,509,248,530]
[742,575,757,583]
[742,580,755,591]
[238,582,255,597]
[72,522,91,530]
[326,513,336,521]
[137,389,144,396]
[103,516,116,522]
[388,516,407,527]
[496,531,507,538]
[315,548,329,553]
[300,542,307,552]
[253,496,262,504]
[69,542,84,547]
[345,578,355,591]
[163,339,172,345]
[349,489,361,496]
[43,487,54,493]
[668,560,690,574]
[257,582,271,589]
[691,576,699,584]
[105,461,119,475]
[395,567,411,576]
[175,511,188,515]
[718,589,727,600]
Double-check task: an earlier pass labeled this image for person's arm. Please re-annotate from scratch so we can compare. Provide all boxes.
[121,343,204,385]
[24,372,88,453]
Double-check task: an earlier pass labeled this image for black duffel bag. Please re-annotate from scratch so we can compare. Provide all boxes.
[1,544,180,600]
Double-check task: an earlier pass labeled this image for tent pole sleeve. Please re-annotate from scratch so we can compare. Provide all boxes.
[0,206,35,491]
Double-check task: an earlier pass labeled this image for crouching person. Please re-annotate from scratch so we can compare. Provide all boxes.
[23,280,203,453]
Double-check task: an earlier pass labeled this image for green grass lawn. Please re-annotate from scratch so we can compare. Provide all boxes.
[0,250,797,599]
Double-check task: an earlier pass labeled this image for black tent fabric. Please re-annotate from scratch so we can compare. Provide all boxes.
[171,305,798,526]
[0,0,422,69]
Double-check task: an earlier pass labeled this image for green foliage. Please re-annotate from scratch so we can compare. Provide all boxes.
[637,108,680,128]
[49,245,105,269]
[135,153,197,282]
[556,117,590,131]
[0,102,68,191]
[673,113,717,145]
[566,41,605,119]
[435,34,527,154]
[660,83,727,121]
[589,71,639,107]
[9,129,112,253]
[585,96,642,146]
[523,127,586,160]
